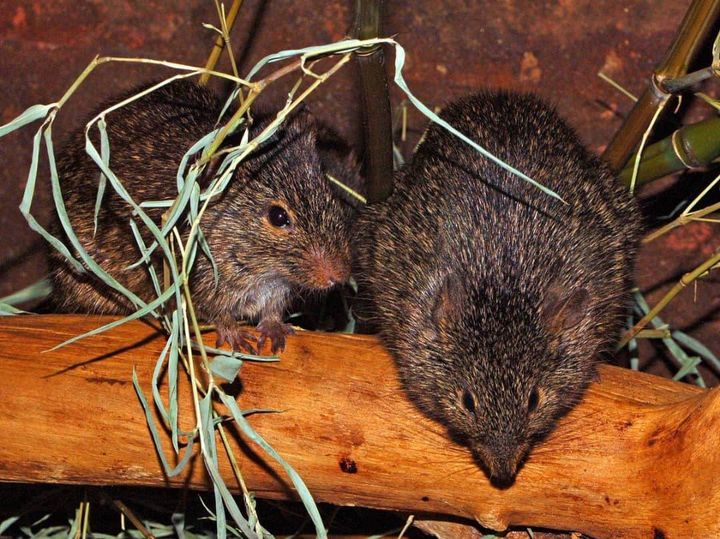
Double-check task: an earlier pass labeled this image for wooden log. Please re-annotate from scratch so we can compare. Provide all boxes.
[0,315,717,538]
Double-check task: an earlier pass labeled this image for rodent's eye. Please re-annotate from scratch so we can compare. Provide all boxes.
[267,205,292,228]
[528,388,540,414]
[461,390,477,415]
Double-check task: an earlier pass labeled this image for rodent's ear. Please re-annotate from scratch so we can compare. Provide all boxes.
[316,122,365,208]
[432,274,464,326]
[543,284,590,335]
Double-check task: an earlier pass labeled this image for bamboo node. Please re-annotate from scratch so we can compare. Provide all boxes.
[670,130,697,168]
[650,74,673,101]
[354,43,383,57]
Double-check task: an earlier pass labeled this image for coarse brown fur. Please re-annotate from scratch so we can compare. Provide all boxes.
[353,91,640,486]
[50,79,361,353]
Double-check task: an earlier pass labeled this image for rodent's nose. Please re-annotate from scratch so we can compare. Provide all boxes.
[308,250,351,288]
[473,442,527,489]
[489,466,518,489]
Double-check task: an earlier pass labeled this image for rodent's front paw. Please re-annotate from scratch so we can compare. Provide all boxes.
[256,320,296,355]
[215,322,258,354]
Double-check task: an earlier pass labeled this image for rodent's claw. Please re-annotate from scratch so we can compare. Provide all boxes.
[256,320,296,355]
[215,323,258,354]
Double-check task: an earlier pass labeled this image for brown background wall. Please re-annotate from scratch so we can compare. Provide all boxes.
[2,0,719,376]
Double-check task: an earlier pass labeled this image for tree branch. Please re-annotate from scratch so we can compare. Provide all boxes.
[0,315,718,538]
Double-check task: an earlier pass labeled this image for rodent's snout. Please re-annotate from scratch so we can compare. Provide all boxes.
[304,247,351,289]
[487,462,518,489]
[471,441,529,489]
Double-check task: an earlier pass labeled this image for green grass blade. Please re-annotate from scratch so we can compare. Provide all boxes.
[190,183,219,286]
[0,103,55,137]
[389,41,562,202]
[245,37,560,201]
[151,329,174,424]
[93,118,109,236]
[199,393,256,539]
[168,312,181,453]
[627,316,639,371]
[19,125,84,273]
[672,329,720,374]
[0,304,25,315]
[0,517,20,534]
[195,344,279,362]
[129,218,163,298]
[167,130,217,232]
[82,125,184,314]
[200,395,228,539]
[210,355,243,382]
[133,368,196,477]
[218,390,326,539]
[0,278,52,306]
[633,291,706,387]
[246,38,370,80]
[673,356,702,381]
[217,87,244,124]
[49,284,176,351]
[45,125,151,310]
[127,130,218,271]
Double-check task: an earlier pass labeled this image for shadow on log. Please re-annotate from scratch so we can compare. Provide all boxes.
[0,315,718,538]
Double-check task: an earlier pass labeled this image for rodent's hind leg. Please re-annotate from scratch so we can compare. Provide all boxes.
[256,318,296,355]
[215,318,258,354]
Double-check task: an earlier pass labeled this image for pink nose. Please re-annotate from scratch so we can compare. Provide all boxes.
[311,252,351,288]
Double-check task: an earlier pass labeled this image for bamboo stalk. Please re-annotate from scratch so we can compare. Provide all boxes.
[199,0,244,86]
[1,315,719,538]
[619,115,720,185]
[620,249,720,346]
[101,494,156,539]
[661,65,716,93]
[603,0,720,171]
[352,0,393,203]
[643,200,720,243]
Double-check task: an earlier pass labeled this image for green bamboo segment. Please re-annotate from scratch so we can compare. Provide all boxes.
[658,0,720,79]
[353,0,393,203]
[619,115,720,185]
[603,0,720,172]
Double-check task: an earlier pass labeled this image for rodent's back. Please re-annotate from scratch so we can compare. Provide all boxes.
[353,91,640,484]
[59,80,222,211]
[50,80,224,313]
[356,92,638,345]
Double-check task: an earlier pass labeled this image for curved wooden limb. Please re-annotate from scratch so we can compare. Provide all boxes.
[0,315,717,538]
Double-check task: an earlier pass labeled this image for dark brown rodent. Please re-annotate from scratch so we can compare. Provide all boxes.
[353,91,640,487]
[50,79,361,353]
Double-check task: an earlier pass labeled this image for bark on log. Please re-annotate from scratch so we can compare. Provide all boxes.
[0,315,718,538]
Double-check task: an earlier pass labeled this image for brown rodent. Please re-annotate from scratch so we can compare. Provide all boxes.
[353,91,640,487]
[50,79,361,353]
